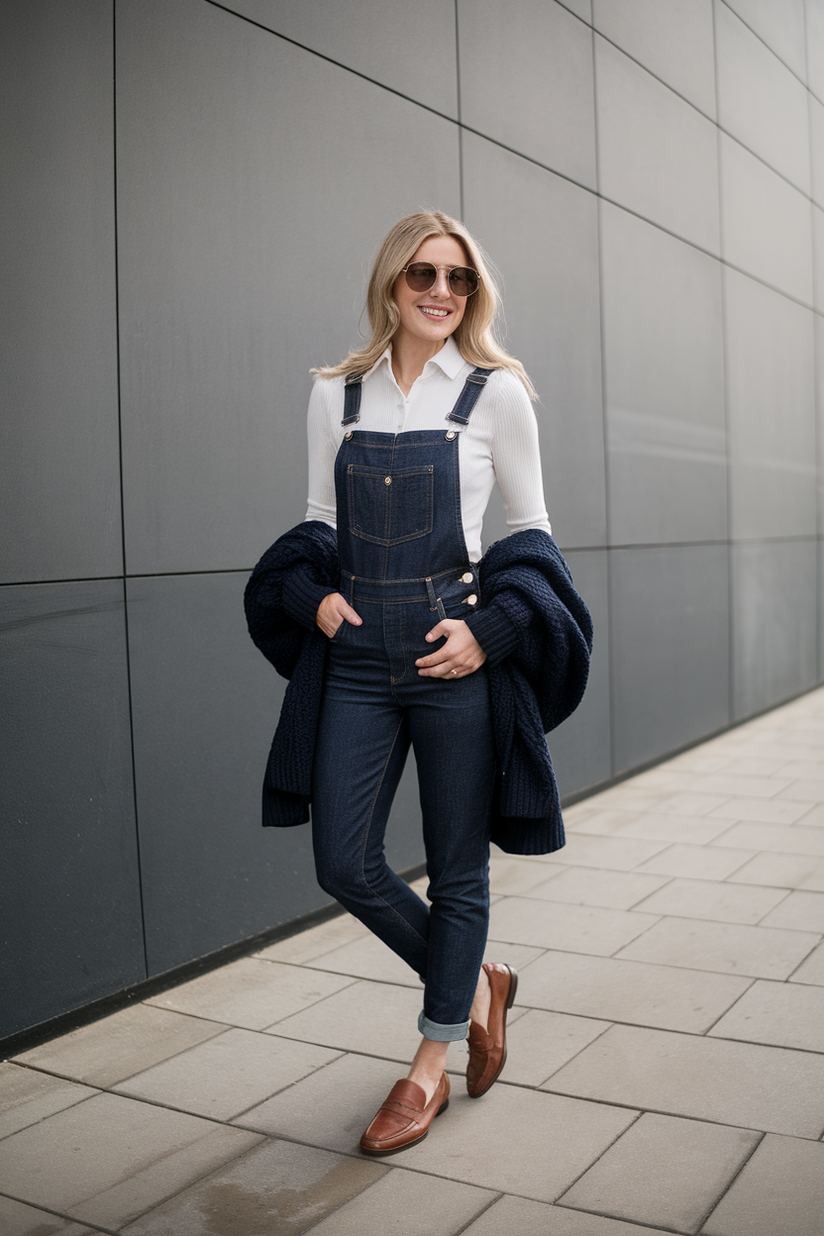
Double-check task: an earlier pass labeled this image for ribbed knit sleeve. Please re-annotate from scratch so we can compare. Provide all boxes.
[487,371,552,540]
[465,602,520,664]
[281,567,336,632]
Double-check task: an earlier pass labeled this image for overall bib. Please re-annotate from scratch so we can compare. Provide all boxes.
[311,369,497,1041]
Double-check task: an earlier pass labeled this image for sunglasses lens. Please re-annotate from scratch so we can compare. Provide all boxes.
[404,263,437,292]
[448,267,479,296]
[403,263,480,296]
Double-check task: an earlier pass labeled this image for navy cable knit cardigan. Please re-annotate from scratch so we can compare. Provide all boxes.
[244,521,593,855]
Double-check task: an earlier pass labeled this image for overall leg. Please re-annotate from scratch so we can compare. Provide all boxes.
[408,667,496,1040]
[312,684,431,980]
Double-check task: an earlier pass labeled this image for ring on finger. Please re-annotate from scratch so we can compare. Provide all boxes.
[450,669,458,676]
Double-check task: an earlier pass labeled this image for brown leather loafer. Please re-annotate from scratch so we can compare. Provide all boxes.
[360,1071,450,1156]
[466,962,518,1098]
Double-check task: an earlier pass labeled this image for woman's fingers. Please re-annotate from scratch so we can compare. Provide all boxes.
[315,592,362,638]
[416,619,487,677]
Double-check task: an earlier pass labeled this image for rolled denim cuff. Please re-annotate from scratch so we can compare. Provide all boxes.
[418,1010,470,1042]
[465,601,519,665]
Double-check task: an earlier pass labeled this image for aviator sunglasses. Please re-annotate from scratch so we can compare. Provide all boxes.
[401,261,480,298]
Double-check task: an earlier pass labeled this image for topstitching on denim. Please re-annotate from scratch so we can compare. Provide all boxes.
[358,714,428,949]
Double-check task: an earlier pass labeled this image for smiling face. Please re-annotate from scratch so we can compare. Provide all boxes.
[391,234,470,352]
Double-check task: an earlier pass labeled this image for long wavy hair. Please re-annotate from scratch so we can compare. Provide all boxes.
[313,210,536,399]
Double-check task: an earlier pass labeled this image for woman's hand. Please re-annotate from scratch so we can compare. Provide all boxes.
[316,592,362,638]
[415,619,487,678]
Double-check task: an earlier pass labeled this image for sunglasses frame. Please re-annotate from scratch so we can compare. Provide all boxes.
[400,262,480,298]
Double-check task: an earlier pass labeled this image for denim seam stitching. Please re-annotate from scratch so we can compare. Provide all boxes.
[358,717,428,948]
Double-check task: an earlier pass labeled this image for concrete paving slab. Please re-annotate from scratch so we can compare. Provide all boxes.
[241,1050,639,1202]
[547,1024,824,1137]
[392,1084,638,1203]
[726,852,824,890]
[114,1027,341,1120]
[601,813,735,844]
[709,979,824,1052]
[145,957,354,1030]
[521,950,751,1033]
[758,889,824,930]
[650,793,731,817]
[678,774,793,799]
[461,1195,675,1235]
[0,1065,97,1141]
[263,979,436,1064]
[556,801,600,826]
[774,761,824,778]
[796,803,824,826]
[563,808,641,834]
[11,1004,228,1088]
[702,1133,824,1236]
[631,877,787,924]
[707,797,812,823]
[254,912,369,964]
[634,844,755,880]
[558,1112,760,1233]
[777,778,824,802]
[575,787,670,813]
[520,866,671,909]
[0,1194,101,1236]
[616,916,821,979]
[502,1008,611,1085]
[0,1090,262,1230]
[553,834,669,870]
[719,757,794,776]
[119,1137,387,1236]
[305,1167,495,1236]
[788,940,824,984]
[488,897,659,955]
[481,940,547,970]
[664,750,738,772]
[710,821,824,855]
[238,1052,424,1150]
[623,769,696,792]
[302,932,424,988]
[489,855,565,894]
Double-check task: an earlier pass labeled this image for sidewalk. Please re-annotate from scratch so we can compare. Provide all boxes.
[3,687,824,1236]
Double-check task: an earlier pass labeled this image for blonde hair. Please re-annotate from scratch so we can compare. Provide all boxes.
[313,210,537,400]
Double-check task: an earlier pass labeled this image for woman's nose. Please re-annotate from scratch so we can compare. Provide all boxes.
[430,268,451,298]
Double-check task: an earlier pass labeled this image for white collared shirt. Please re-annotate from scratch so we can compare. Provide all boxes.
[304,336,551,562]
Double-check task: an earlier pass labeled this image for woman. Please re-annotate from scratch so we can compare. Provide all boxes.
[245,211,592,1156]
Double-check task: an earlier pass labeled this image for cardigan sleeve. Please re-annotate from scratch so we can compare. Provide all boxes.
[281,568,336,631]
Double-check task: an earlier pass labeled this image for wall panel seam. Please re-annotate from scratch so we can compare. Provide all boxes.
[718,0,813,97]
[591,24,615,780]
[593,24,816,206]
[150,2,824,302]
[203,0,460,126]
[113,0,149,983]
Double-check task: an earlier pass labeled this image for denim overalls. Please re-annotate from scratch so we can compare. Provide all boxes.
[311,368,498,1041]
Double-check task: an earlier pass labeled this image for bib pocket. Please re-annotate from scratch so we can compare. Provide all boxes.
[347,464,434,546]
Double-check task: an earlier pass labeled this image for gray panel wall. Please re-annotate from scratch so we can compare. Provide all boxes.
[2,0,822,1037]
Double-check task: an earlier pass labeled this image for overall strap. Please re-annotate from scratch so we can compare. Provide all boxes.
[447,367,494,425]
[341,372,364,426]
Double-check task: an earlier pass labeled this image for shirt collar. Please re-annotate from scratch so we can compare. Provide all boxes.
[426,336,467,380]
[364,337,467,384]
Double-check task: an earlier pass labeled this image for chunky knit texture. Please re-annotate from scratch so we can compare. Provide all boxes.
[244,522,592,854]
